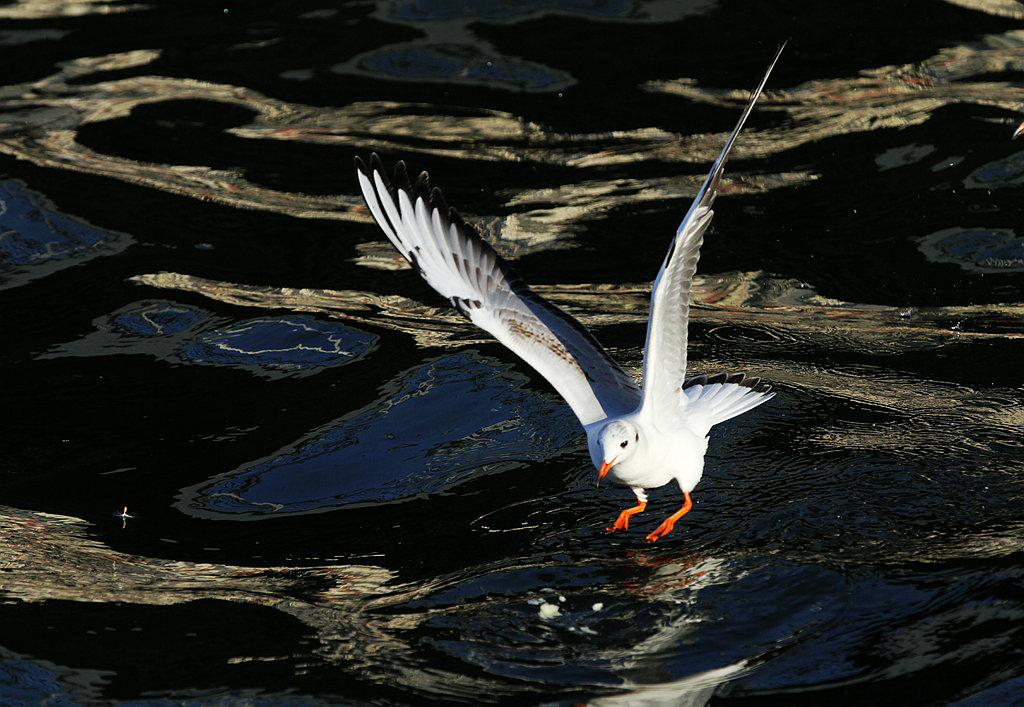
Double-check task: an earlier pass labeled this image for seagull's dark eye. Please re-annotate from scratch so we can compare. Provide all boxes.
[620,440,628,448]
[635,433,639,442]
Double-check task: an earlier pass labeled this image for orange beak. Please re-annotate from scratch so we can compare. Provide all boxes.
[1014,121,1024,139]
[598,458,615,485]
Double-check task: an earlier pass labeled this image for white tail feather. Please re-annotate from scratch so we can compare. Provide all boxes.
[683,382,774,434]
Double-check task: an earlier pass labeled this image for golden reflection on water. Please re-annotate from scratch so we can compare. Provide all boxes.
[5,32,1024,276]
[5,28,1024,269]
[0,504,393,607]
[0,502,757,698]
[0,38,1005,206]
[2,46,806,223]
[0,1,148,19]
[130,268,1024,351]
[649,29,1024,152]
[0,503,464,688]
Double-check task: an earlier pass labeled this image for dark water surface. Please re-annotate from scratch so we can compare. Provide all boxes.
[3,1,1024,704]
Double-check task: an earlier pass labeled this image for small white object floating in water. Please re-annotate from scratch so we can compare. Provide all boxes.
[538,602,561,619]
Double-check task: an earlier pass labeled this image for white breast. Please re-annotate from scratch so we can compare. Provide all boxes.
[588,421,707,493]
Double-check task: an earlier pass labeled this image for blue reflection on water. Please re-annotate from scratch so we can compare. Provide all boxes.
[44,300,376,378]
[113,305,206,336]
[339,0,713,91]
[917,227,1024,273]
[176,351,580,518]
[0,180,132,289]
[0,652,109,705]
[0,658,70,703]
[964,150,1024,188]
[354,44,571,91]
[182,317,377,373]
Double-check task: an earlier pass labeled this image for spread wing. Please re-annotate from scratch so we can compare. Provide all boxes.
[640,44,784,418]
[355,153,641,427]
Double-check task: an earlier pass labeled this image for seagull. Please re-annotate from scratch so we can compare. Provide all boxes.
[355,46,782,542]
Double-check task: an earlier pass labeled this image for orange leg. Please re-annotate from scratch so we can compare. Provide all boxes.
[607,502,647,531]
[645,491,693,542]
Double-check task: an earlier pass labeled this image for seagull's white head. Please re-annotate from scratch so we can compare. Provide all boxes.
[597,419,640,482]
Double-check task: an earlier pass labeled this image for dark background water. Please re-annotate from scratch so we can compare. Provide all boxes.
[3,1,1024,705]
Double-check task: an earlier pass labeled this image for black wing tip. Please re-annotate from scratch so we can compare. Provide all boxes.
[355,153,393,192]
[355,153,509,269]
[369,154,431,201]
[356,152,387,179]
[683,372,772,393]
[430,186,450,215]
[392,159,412,190]
[354,152,421,190]
[358,152,453,213]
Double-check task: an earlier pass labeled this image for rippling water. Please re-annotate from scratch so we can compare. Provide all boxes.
[3,1,1024,705]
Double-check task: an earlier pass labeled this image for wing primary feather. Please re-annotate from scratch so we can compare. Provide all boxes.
[683,371,769,394]
[639,43,784,419]
[354,153,643,425]
[685,41,786,229]
[356,159,398,243]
